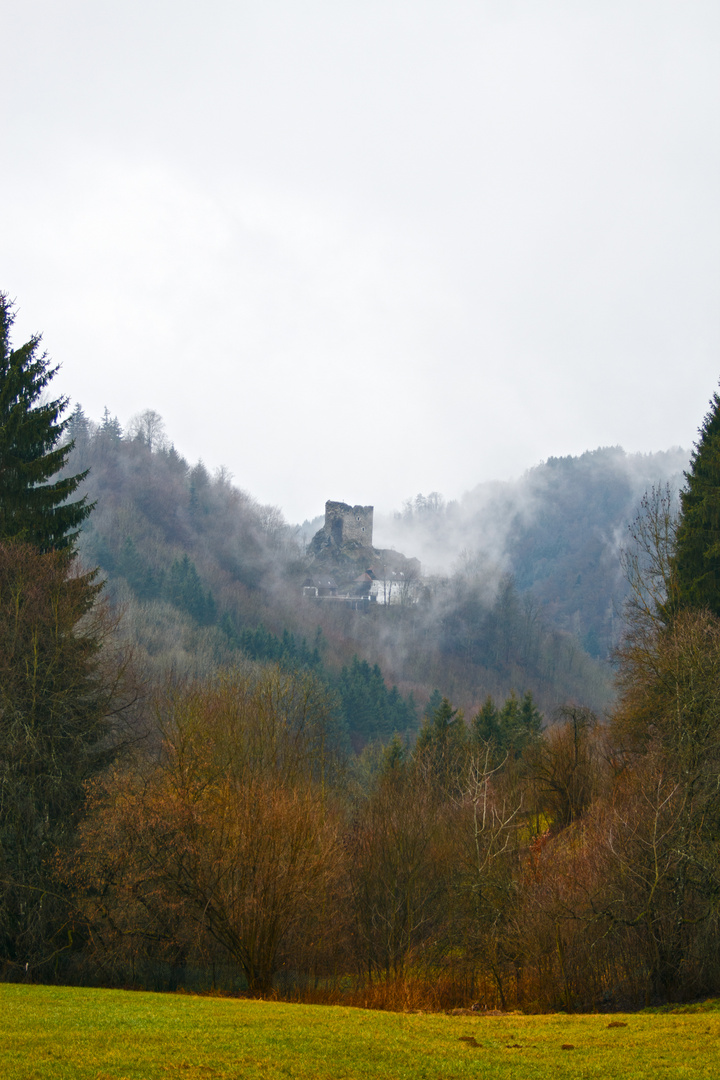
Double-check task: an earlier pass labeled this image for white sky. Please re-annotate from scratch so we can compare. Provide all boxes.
[3,1,719,523]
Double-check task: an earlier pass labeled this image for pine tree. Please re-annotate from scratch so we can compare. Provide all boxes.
[0,293,90,551]
[672,389,720,617]
[0,296,123,974]
[415,696,466,792]
[471,695,501,745]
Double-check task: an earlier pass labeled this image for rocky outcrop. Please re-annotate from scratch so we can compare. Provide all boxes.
[306,500,420,594]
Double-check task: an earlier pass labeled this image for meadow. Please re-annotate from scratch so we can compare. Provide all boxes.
[1,984,719,1079]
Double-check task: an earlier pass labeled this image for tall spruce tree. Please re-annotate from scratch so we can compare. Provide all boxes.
[0,294,121,977]
[0,293,90,551]
[672,389,720,617]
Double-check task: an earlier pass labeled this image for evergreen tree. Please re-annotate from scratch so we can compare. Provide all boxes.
[116,537,164,600]
[471,691,542,762]
[518,690,543,743]
[415,696,466,791]
[99,406,123,440]
[0,542,129,973]
[423,688,443,721]
[0,297,131,973]
[234,623,322,670]
[166,554,216,624]
[672,389,720,617]
[496,690,542,759]
[336,657,416,744]
[471,695,502,746]
[66,403,91,446]
[0,294,91,551]
[381,733,406,776]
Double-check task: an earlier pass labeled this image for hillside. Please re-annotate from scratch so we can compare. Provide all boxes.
[62,409,687,732]
[377,445,688,657]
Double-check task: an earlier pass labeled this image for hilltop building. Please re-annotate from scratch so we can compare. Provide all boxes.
[315,501,374,550]
[304,499,422,606]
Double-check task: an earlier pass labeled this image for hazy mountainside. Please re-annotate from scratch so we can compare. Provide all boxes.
[3,294,711,1004]
[61,410,686,735]
[66,408,304,674]
[7,372,715,1008]
[504,447,688,655]
[377,445,689,658]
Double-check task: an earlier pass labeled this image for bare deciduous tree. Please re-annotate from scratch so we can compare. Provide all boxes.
[70,668,344,993]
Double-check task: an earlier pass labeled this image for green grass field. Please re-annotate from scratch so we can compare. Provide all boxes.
[1,984,719,1079]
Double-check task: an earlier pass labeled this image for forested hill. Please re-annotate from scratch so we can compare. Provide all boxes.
[63,408,686,734]
[66,407,304,668]
[503,447,688,654]
[4,301,714,1008]
[378,445,689,658]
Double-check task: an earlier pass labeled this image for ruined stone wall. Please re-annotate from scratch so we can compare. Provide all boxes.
[324,501,373,547]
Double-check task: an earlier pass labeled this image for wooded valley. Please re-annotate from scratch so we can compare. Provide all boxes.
[3,291,719,1011]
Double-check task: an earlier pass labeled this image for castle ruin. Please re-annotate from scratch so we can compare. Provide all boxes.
[322,500,374,548]
[305,498,421,605]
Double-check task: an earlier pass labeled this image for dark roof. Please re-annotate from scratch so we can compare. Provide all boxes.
[303,575,338,589]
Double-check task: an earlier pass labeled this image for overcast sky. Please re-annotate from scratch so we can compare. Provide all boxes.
[3,1,718,523]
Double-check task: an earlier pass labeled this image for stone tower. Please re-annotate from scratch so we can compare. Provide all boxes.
[323,500,373,548]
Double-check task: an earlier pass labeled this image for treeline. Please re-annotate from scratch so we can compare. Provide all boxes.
[6,592,718,1011]
[62,406,614,718]
[54,651,720,1010]
[58,672,547,1001]
[5,292,719,1011]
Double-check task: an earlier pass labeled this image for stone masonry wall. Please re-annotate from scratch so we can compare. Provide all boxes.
[324,501,373,547]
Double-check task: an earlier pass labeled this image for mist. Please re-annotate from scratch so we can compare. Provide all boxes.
[374,445,689,575]
[3,3,718,522]
[56,396,696,728]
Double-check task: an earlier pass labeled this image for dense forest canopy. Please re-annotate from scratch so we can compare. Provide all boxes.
[6,296,720,1011]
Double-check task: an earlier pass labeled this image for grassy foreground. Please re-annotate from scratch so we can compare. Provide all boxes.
[1,984,719,1079]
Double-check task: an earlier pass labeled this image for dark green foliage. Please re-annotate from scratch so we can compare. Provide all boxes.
[0,294,90,551]
[0,301,135,974]
[471,695,501,744]
[66,403,92,447]
[416,697,463,753]
[99,407,123,441]
[116,538,165,600]
[166,554,216,625]
[422,688,443,721]
[188,461,210,517]
[112,542,215,621]
[518,689,543,744]
[415,696,467,790]
[672,390,720,617]
[0,542,120,971]
[219,631,416,748]
[336,657,417,743]
[471,690,543,760]
[229,622,322,670]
